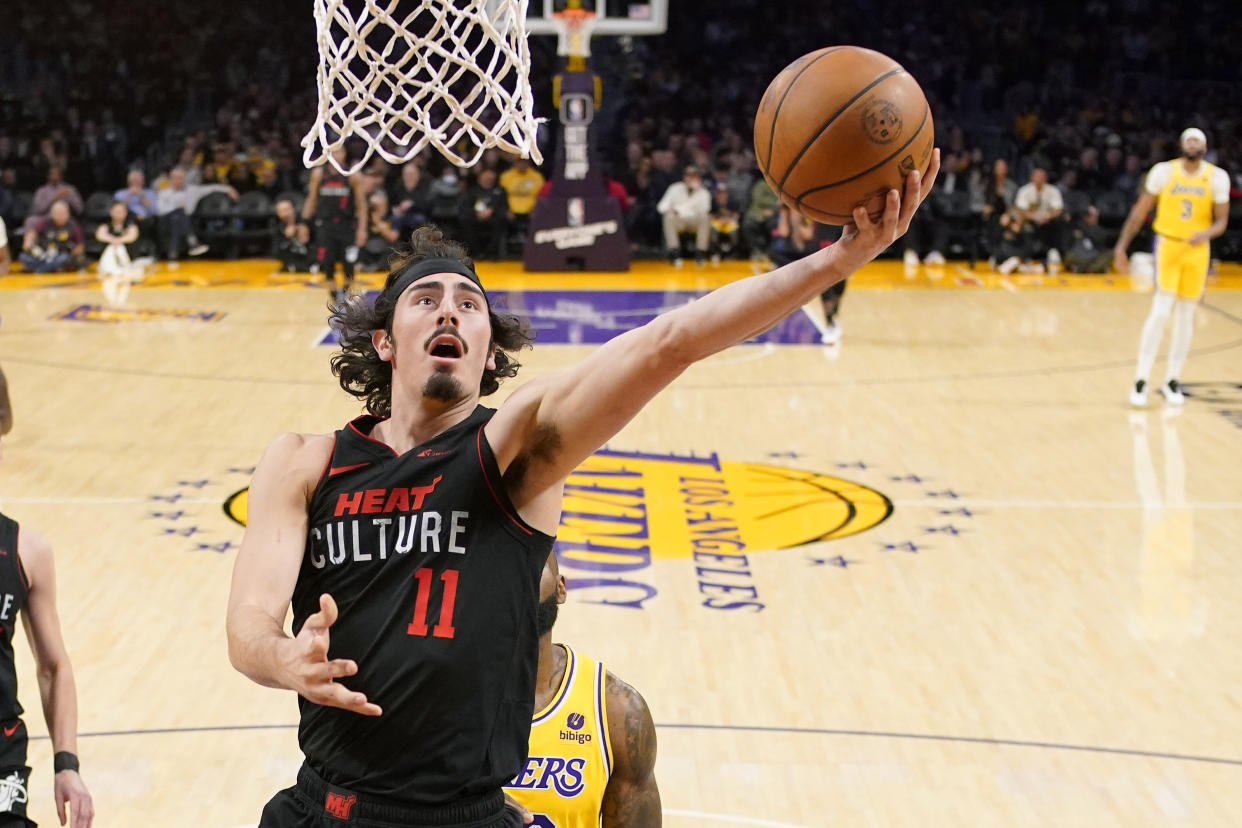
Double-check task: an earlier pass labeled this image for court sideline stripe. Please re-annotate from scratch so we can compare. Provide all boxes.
[29,722,1242,767]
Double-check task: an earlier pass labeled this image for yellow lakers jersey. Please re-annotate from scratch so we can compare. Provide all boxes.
[505,645,613,828]
[1151,159,1220,239]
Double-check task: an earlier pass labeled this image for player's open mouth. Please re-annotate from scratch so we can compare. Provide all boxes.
[428,335,465,359]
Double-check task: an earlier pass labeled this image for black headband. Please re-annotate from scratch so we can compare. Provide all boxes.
[384,257,485,302]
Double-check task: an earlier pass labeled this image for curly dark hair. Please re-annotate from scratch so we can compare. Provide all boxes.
[329,226,533,417]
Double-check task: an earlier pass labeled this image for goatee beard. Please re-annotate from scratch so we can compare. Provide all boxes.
[1183,150,1204,162]
[535,595,559,637]
[423,369,464,402]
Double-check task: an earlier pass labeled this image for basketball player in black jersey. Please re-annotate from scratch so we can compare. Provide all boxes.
[303,146,369,306]
[227,151,940,827]
[0,508,93,828]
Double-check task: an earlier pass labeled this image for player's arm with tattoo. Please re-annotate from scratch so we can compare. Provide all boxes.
[601,673,660,827]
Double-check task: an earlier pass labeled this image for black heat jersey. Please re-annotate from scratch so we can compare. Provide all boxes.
[315,171,357,227]
[0,514,28,724]
[293,406,554,805]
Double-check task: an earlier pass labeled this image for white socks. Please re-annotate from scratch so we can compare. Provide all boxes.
[1164,300,1196,383]
[1135,291,1175,383]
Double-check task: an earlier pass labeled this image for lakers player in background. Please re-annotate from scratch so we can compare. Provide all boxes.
[1114,127,1230,406]
[506,551,659,826]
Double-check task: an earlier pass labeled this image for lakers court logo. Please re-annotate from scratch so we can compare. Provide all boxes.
[225,447,892,612]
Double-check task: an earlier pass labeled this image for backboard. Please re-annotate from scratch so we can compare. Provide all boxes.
[525,0,667,37]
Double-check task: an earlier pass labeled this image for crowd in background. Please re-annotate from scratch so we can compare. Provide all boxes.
[0,0,1239,275]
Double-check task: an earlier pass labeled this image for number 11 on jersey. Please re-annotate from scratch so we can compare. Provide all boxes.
[407,568,459,639]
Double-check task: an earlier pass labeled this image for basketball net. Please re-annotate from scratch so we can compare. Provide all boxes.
[552,8,597,68]
[302,0,543,174]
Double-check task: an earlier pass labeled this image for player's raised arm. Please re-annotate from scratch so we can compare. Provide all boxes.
[225,432,381,716]
[489,151,939,504]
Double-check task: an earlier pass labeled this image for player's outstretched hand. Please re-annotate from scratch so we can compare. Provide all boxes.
[835,148,941,270]
[284,593,382,716]
[54,769,93,828]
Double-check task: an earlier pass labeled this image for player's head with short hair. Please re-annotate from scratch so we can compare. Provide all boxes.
[329,225,532,417]
[1180,127,1206,161]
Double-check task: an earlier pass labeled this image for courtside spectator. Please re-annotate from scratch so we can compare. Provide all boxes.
[388,162,432,240]
[657,165,711,266]
[20,201,84,273]
[499,155,544,243]
[29,167,84,227]
[273,198,312,272]
[156,166,237,262]
[459,167,509,261]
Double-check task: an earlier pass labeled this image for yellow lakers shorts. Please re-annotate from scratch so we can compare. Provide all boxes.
[1155,235,1210,299]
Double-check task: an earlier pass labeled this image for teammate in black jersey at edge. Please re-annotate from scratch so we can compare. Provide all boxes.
[226,152,940,827]
[0,414,93,828]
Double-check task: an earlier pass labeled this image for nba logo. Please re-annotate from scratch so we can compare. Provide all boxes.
[559,93,594,125]
[568,198,585,227]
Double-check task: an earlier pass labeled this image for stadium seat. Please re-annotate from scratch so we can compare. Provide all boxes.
[1096,190,1130,229]
[935,189,979,265]
[1063,189,1092,219]
[194,191,239,258]
[83,191,115,257]
[234,191,276,256]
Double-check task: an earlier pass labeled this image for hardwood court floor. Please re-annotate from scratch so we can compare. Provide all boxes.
[1,258,1240,827]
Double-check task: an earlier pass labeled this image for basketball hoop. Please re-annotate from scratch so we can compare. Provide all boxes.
[302,0,543,175]
[552,8,597,64]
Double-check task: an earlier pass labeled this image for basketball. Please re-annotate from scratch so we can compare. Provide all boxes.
[754,46,935,225]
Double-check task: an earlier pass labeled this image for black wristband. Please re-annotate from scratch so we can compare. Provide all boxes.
[53,751,78,773]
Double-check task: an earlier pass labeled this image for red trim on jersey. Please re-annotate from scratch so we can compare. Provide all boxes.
[327,462,371,477]
[14,526,28,592]
[313,434,339,492]
[348,417,400,457]
[475,428,533,536]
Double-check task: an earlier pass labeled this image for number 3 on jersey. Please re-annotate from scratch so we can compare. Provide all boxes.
[530,816,555,828]
[407,568,459,639]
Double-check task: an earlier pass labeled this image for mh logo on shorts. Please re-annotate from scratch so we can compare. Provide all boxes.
[0,770,28,813]
[324,790,357,820]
